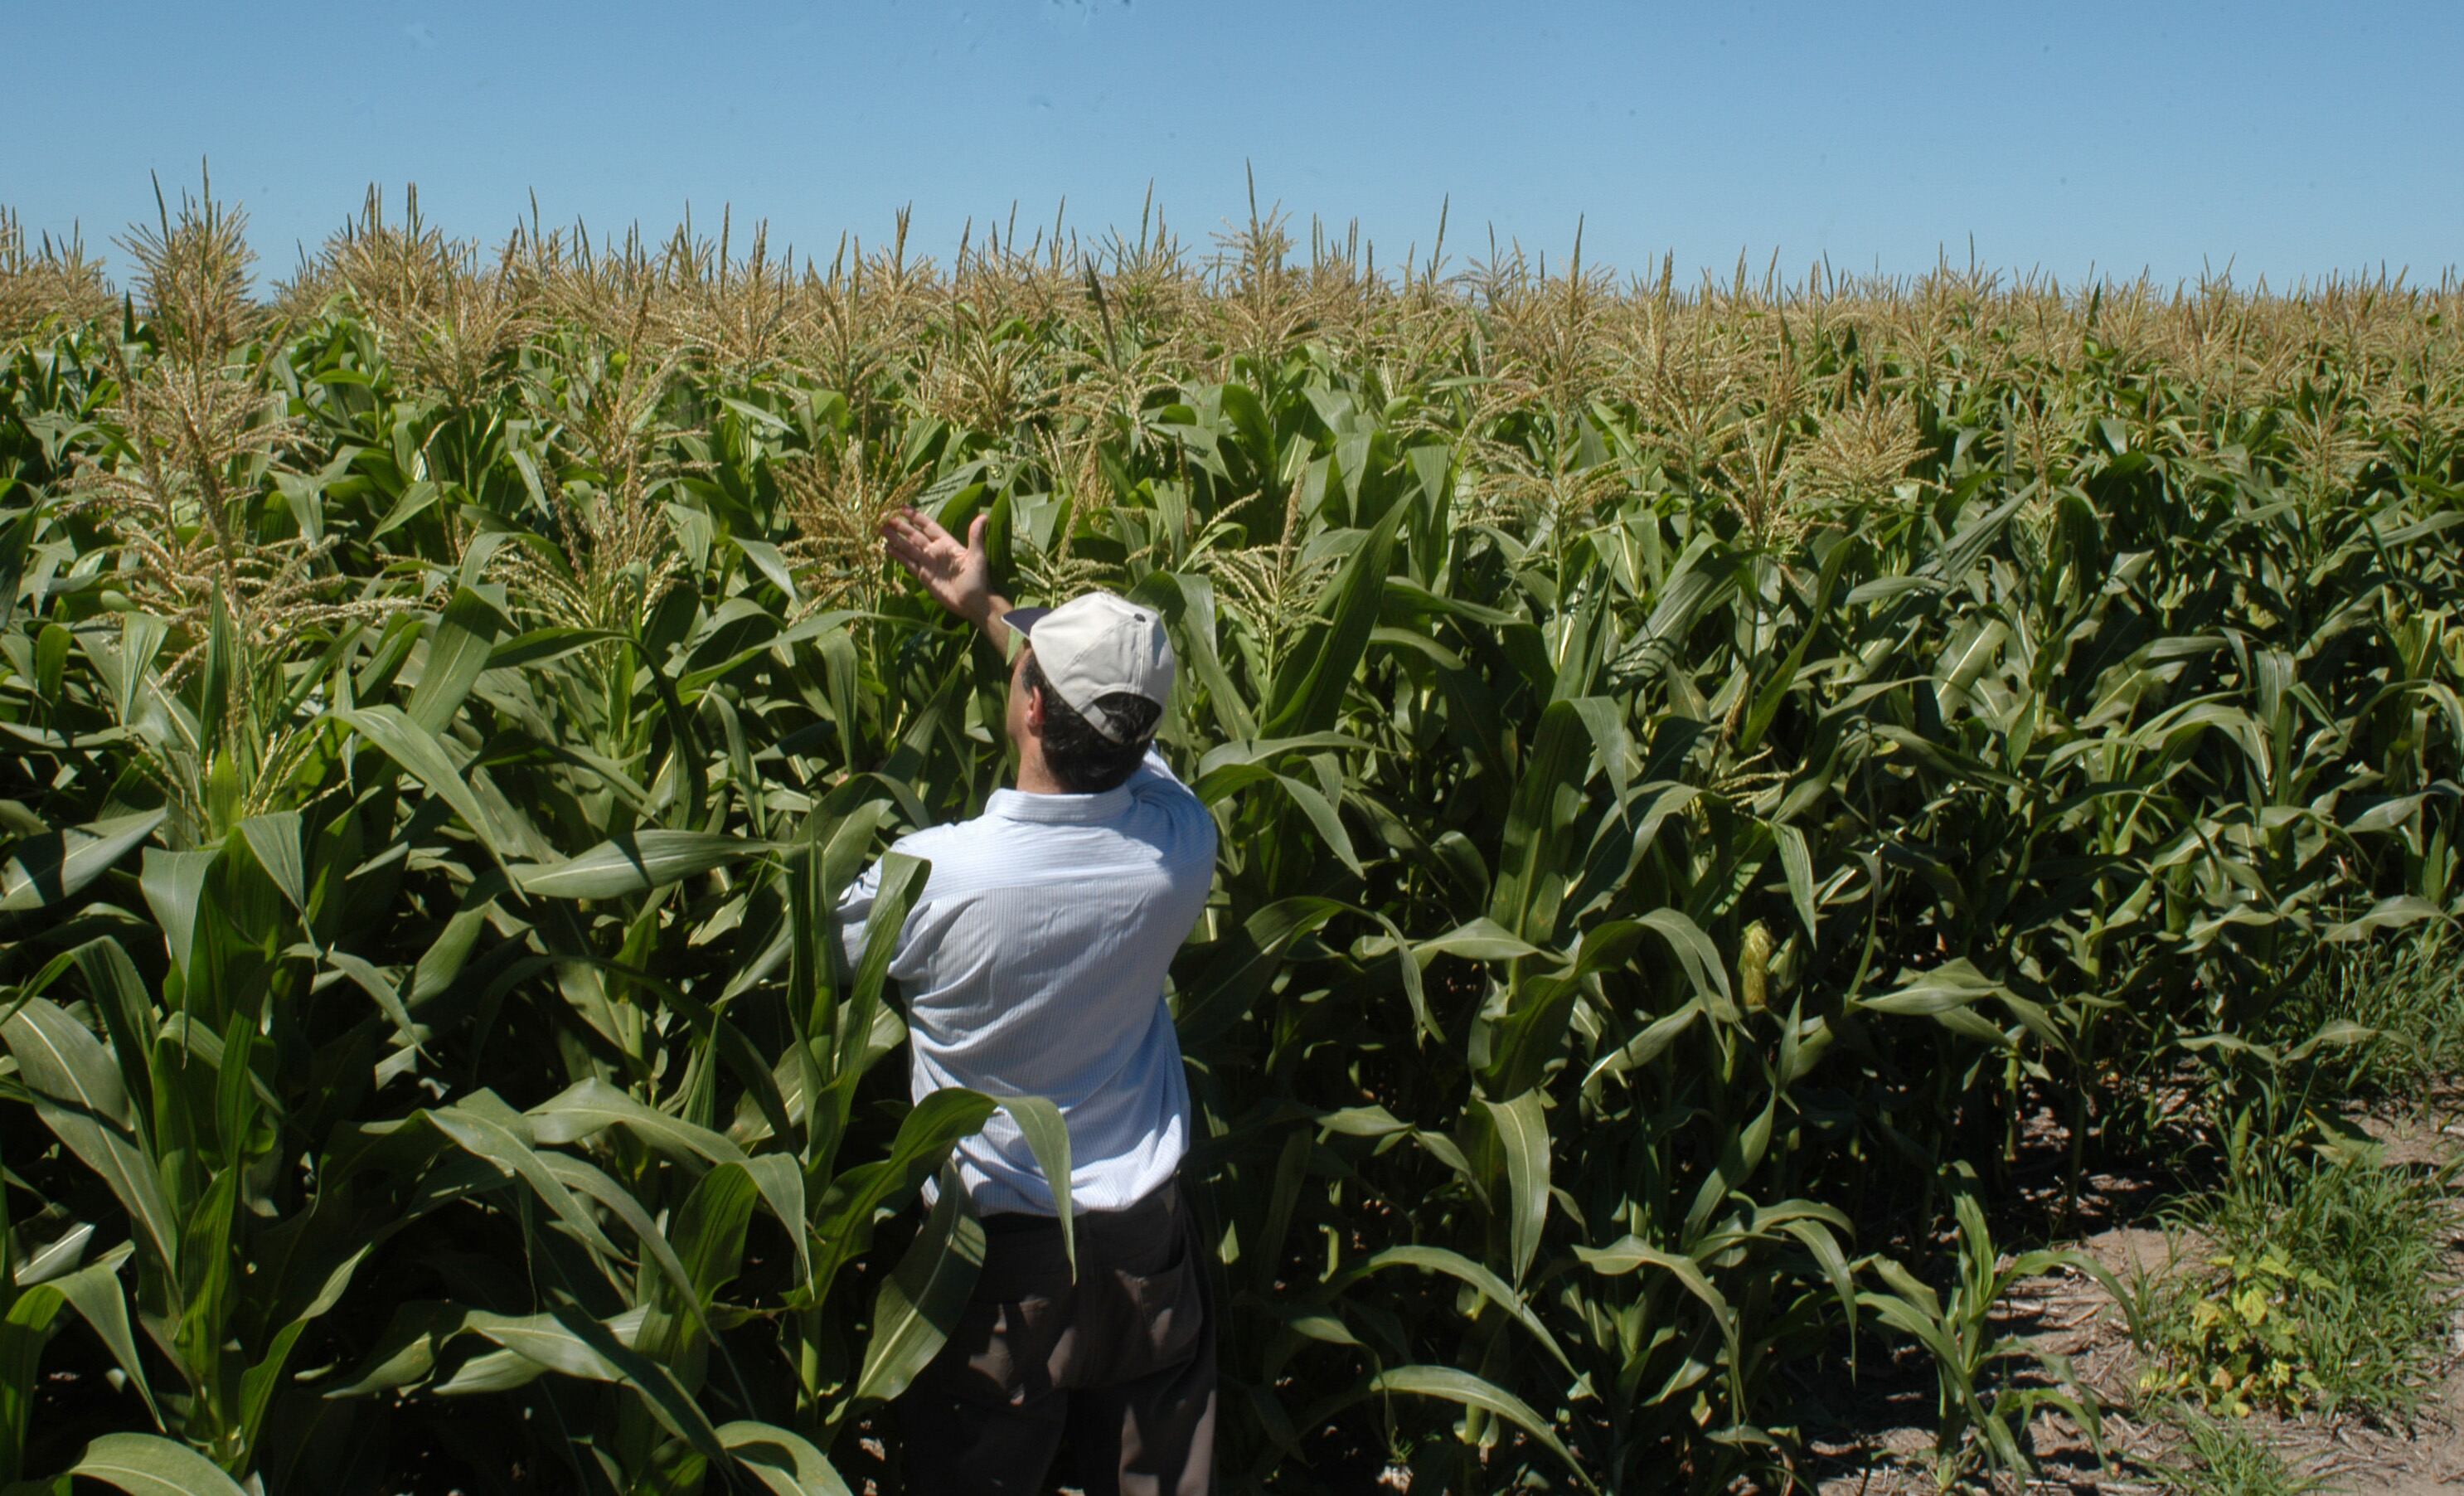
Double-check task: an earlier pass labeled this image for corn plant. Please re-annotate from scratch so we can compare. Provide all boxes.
[0,183,2458,1490]
[1858,1189,2111,1489]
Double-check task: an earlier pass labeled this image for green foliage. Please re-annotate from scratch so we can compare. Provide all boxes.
[0,187,2461,1490]
[1859,1189,2107,1490]
[2149,1413,2336,1496]
[2137,1147,2453,1427]
[2199,1158,2452,1418]
[2141,1249,2334,1416]
[2263,933,2464,1101]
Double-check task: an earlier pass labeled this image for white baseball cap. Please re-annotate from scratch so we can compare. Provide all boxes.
[1003,591,1175,743]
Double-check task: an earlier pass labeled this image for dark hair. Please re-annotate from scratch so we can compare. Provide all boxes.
[1022,654,1160,794]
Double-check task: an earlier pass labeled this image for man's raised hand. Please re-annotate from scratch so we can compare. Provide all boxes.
[880,506,1010,643]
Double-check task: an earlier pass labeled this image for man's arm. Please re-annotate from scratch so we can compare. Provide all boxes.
[832,857,883,976]
[879,507,1014,654]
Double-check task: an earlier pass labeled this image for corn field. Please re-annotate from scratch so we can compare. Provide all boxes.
[2,185,2461,1494]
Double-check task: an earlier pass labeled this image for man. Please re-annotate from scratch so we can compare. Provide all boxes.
[836,504,1220,1496]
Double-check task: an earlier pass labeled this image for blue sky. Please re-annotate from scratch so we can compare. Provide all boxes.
[12,0,2461,292]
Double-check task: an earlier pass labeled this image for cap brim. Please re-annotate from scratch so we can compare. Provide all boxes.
[1002,606,1052,634]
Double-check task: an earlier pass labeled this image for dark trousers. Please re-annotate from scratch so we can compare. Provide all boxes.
[897,1179,1216,1496]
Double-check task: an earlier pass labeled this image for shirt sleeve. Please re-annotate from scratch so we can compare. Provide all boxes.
[832,857,885,976]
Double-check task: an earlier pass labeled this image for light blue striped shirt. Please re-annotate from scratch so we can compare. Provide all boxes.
[834,748,1218,1215]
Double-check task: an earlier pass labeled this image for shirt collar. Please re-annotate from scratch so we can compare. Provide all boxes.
[986,784,1133,823]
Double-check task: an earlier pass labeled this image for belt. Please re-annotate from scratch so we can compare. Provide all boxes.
[980,1175,1183,1236]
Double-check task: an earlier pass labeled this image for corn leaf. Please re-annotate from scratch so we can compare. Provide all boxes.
[0,809,163,912]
